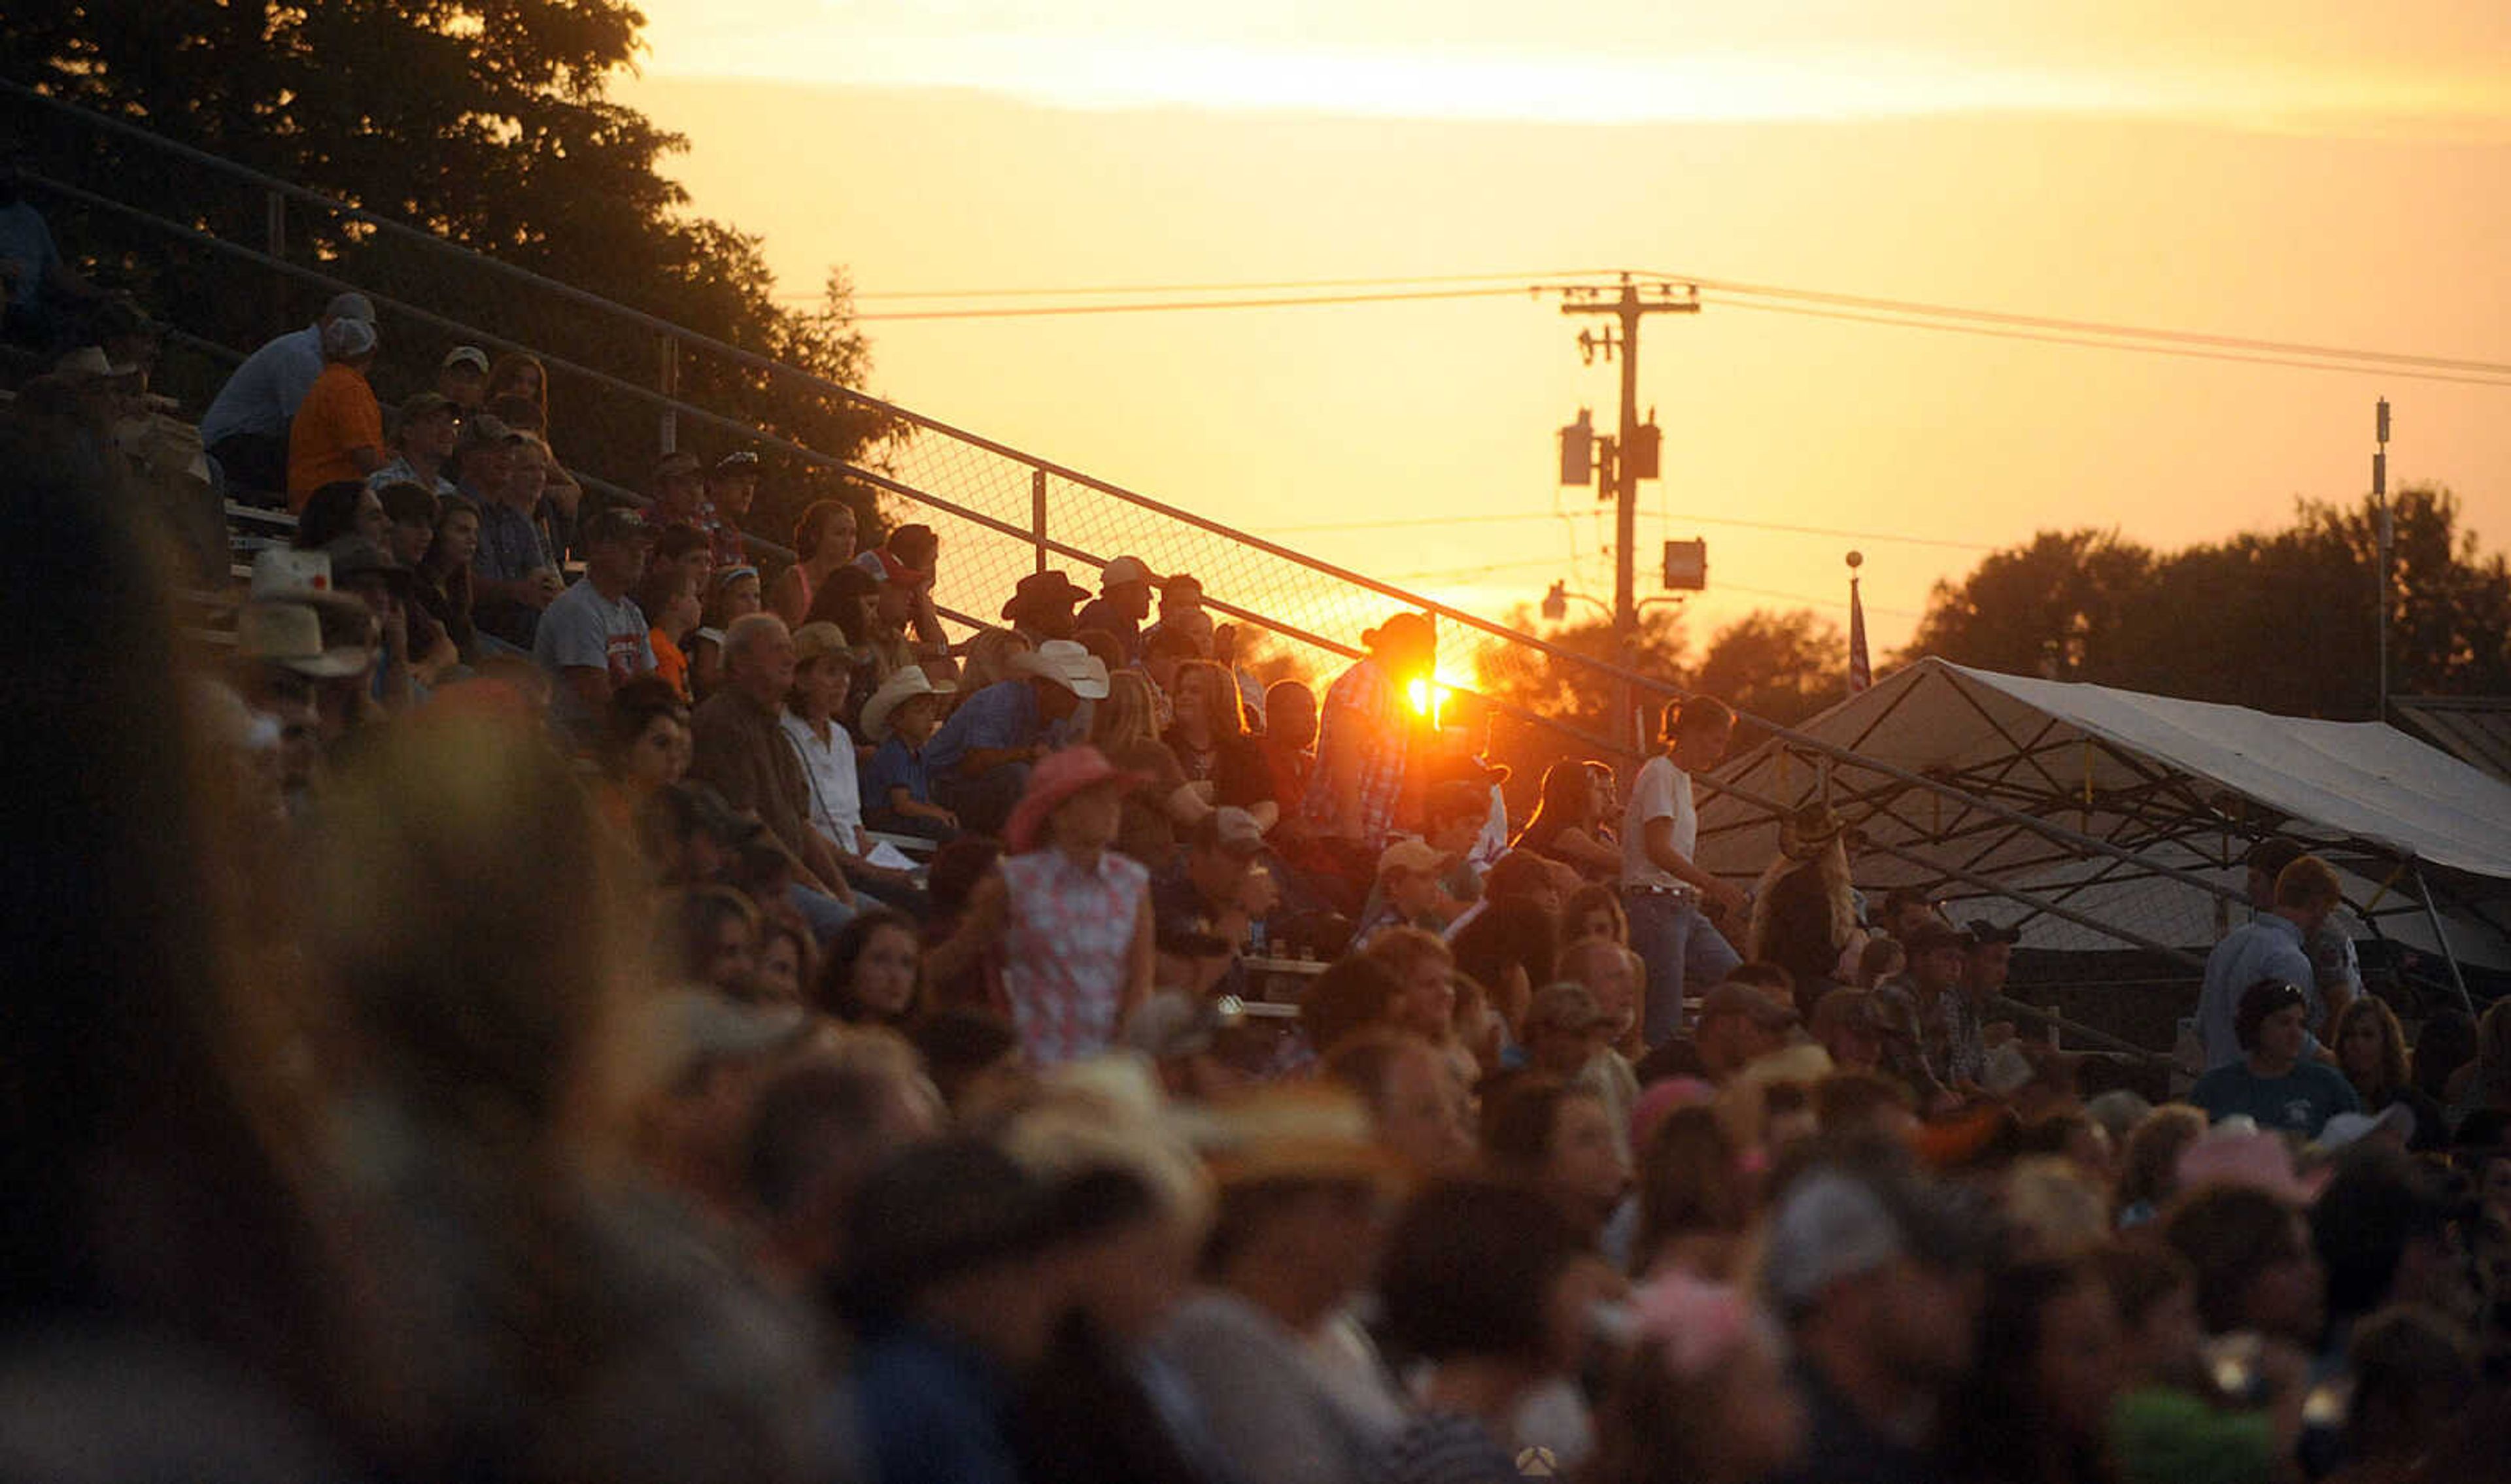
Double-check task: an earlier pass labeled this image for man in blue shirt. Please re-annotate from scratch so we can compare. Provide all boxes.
[200,290,375,497]
[2197,854,2343,1070]
[2191,979,2360,1138]
[923,638,1104,835]
[0,158,103,350]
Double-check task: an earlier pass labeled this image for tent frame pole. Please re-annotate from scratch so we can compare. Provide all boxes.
[2412,867,2480,1019]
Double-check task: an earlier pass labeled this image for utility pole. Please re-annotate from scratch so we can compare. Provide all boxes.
[1554,273,1699,750]
[2374,397,2392,722]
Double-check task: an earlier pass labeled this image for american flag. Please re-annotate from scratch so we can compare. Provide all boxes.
[1848,573,1872,693]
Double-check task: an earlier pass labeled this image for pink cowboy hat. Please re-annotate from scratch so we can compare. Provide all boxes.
[1004,745,1148,853]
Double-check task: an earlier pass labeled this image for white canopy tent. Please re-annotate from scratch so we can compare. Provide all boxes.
[1693,660,2511,998]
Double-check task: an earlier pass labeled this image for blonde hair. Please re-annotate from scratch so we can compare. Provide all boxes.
[1000,1064,1214,1235]
[1745,834,1856,967]
[1092,669,1160,752]
[959,626,1031,690]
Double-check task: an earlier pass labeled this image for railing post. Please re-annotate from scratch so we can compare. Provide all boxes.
[657,335,679,455]
[1030,467,1048,574]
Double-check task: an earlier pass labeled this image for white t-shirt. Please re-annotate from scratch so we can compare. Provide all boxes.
[532,579,653,728]
[779,711,864,853]
[1620,753,1696,890]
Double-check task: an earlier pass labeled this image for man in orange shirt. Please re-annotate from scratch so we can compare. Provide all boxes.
[286,316,384,509]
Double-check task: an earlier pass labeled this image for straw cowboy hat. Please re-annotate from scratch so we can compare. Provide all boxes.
[1777,801,1847,861]
[1180,1083,1409,1195]
[1009,639,1111,700]
[859,666,956,741]
[1004,744,1147,853]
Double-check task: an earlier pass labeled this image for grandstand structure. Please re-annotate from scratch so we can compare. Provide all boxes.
[18,78,2501,1042]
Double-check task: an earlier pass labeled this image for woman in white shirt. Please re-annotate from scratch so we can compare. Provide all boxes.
[781,622,923,911]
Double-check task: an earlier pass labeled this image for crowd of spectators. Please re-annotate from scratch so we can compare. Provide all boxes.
[11,207,2511,1484]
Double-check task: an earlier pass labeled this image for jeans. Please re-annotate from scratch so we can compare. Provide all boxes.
[1624,888,1739,1046]
[789,882,859,944]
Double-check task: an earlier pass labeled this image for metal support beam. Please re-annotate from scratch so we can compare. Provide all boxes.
[2413,867,2479,1018]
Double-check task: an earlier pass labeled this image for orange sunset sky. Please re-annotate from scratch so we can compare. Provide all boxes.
[616,2,2511,654]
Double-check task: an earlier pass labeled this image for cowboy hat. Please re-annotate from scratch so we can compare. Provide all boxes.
[1004,745,1148,853]
[859,665,956,741]
[1009,639,1110,700]
[1778,801,1847,861]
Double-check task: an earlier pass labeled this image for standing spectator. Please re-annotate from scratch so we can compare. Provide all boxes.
[1369,1181,1619,1481]
[767,497,858,626]
[284,316,385,507]
[1001,569,1088,646]
[934,747,1155,1066]
[0,155,105,348]
[705,451,760,568]
[532,507,656,738]
[859,666,960,838]
[1300,612,1435,896]
[1747,801,1866,1017]
[436,345,489,410]
[2198,854,2345,1069]
[1077,554,1157,662]
[2190,979,2360,1137]
[1514,758,1622,880]
[463,416,561,652]
[925,638,1107,837]
[687,613,857,934]
[1760,1158,1987,1484]
[199,289,373,496]
[1622,696,1746,1046]
[367,390,461,499]
[2244,837,2363,1030]
[2333,997,2449,1151]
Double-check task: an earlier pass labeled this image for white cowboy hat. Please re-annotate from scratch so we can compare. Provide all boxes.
[1010,639,1110,700]
[860,666,957,741]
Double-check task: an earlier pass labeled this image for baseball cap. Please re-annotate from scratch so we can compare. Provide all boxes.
[1902,919,1967,956]
[1193,806,1266,857]
[1698,979,1799,1032]
[321,317,377,359]
[456,413,525,453]
[1376,838,1447,879]
[322,292,376,323]
[399,390,457,422]
[1526,982,1615,1036]
[1102,554,1153,588]
[579,505,653,547]
[441,345,490,373]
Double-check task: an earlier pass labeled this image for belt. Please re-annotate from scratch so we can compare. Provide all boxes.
[1622,882,1699,900]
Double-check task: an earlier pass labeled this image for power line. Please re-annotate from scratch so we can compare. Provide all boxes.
[830,269,1613,302]
[1260,509,1996,553]
[1656,271,2511,379]
[851,284,1537,321]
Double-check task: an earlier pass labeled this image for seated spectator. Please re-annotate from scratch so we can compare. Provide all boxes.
[2331,996,2448,1152]
[767,497,858,626]
[2310,1145,2463,1344]
[2443,999,2511,1126]
[814,907,925,1028]
[636,564,702,700]
[200,290,373,496]
[1529,979,1641,1138]
[751,917,813,1004]
[2190,979,2360,1138]
[704,451,759,568]
[1588,1272,1805,1484]
[840,1141,1078,1484]
[1150,806,1269,990]
[2160,1180,2325,1346]
[1563,882,1629,946]
[1148,572,1214,656]
[1759,1155,1989,1484]
[2412,1008,2478,1105]
[1125,990,1264,1104]
[925,637,1106,837]
[1324,1029,1477,1177]
[1482,1075,1631,1243]
[590,673,691,835]
[1353,837,1454,945]
[1088,665,1193,866]
[1259,678,1318,822]
[2111,1104,2208,1227]
[1514,758,1622,881]
[0,157,107,350]
[375,479,439,571]
[1157,1086,1407,1484]
[910,1006,1029,1119]
[958,624,1035,692]
[668,885,761,990]
[1639,981,1800,1088]
[436,345,488,409]
[323,535,423,711]
[1445,850,1567,941]
[1296,952,1407,1066]
[284,316,385,507]
[741,1049,942,1289]
[1371,1180,1618,1480]
[1807,988,1885,1075]
[411,494,480,662]
[533,507,657,740]
[1000,568,1088,646]
[1944,1258,2128,1484]
[463,415,562,652]
[1076,554,1156,662]
[636,988,811,1217]
[687,613,858,936]
[368,390,461,499]
[1557,936,1645,1062]
[1165,657,1278,828]
[485,353,581,526]
[1450,898,1557,1049]
[1853,935,1905,989]
[1747,802,1866,1017]
[858,666,959,837]
[780,621,914,909]
[1363,926,1464,1045]
[1628,1105,1752,1280]
[2328,1304,2478,1484]
[294,478,390,550]
[930,747,1153,1066]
